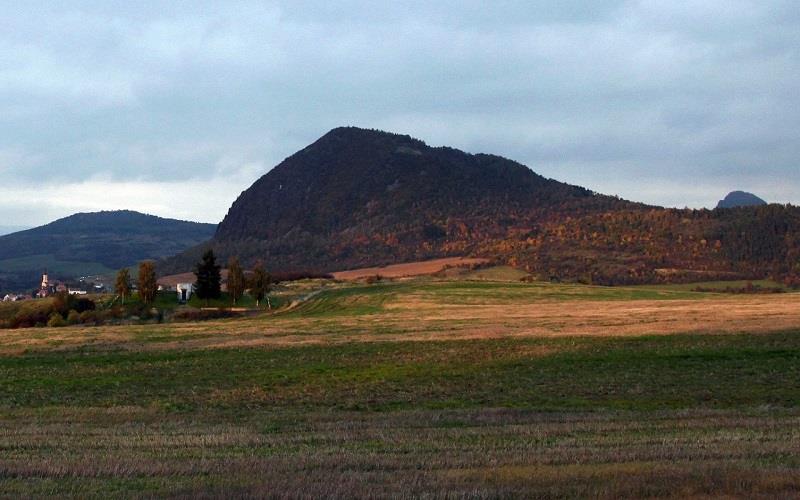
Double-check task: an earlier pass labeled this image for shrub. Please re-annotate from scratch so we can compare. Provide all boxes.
[11,301,54,329]
[172,307,237,322]
[74,298,96,313]
[52,293,96,316]
[66,310,81,325]
[52,292,71,316]
[110,306,127,319]
[784,274,800,289]
[47,312,66,328]
[96,309,119,324]
[79,310,98,325]
[365,274,383,284]
[138,306,152,320]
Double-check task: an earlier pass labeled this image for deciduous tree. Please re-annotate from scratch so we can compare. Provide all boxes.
[248,260,272,308]
[227,257,245,305]
[137,261,158,305]
[115,268,131,304]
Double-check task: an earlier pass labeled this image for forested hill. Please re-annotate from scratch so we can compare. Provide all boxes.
[166,127,800,285]
[0,211,215,292]
[215,127,634,242]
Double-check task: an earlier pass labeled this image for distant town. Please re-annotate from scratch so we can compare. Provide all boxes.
[2,270,199,304]
[2,271,105,303]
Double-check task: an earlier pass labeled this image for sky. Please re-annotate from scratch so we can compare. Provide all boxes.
[1,0,798,226]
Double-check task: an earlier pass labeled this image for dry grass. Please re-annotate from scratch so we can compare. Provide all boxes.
[331,257,489,280]
[1,288,799,355]
[388,293,800,337]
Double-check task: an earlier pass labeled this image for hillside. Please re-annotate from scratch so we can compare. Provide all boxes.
[0,211,215,292]
[167,127,800,285]
[716,191,768,209]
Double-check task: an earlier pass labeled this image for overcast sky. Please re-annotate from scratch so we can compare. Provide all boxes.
[1,1,798,226]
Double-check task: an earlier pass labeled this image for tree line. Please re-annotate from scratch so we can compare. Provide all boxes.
[114,249,272,307]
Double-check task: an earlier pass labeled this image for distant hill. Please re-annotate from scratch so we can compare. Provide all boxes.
[165,127,800,285]
[716,191,768,209]
[0,211,215,292]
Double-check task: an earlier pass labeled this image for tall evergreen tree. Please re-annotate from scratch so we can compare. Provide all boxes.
[248,260,272,308]
[194,249,221,304]
[227,256,245,305]
[137,261,158,305]
[114,268,131,305]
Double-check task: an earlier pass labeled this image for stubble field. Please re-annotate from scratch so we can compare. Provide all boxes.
[1,278,799,497]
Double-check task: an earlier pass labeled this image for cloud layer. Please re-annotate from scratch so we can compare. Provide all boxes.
[1,1,798,225]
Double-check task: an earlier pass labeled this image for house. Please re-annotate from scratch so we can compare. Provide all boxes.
[68,288,88,296]
[5,293,31,302]
[177,283,194,303]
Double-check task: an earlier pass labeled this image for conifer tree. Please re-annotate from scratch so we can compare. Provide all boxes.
[194,249,221,305]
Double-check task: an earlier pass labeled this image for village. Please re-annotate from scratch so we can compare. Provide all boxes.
[2,271,100,302]
[2,271,197,304]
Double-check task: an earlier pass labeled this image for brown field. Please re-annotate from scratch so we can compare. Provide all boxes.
[1,285,799,355]
[331,257,489,280]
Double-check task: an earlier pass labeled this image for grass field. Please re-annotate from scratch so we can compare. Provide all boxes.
[1,277,799,497]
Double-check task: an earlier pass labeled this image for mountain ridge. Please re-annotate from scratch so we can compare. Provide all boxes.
[165,127,799,285]
[216,126,607,240]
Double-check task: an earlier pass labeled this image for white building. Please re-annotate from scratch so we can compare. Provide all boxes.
[177,283,194,303]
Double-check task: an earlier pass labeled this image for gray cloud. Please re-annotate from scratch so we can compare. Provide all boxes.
[0,0,798,225]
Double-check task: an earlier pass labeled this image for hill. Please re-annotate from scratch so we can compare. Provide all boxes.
[166,127,800,285]
[716,191,768,209]
[0,211,215,292]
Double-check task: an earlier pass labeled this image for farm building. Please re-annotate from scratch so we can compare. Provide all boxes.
[177,283,194,303]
